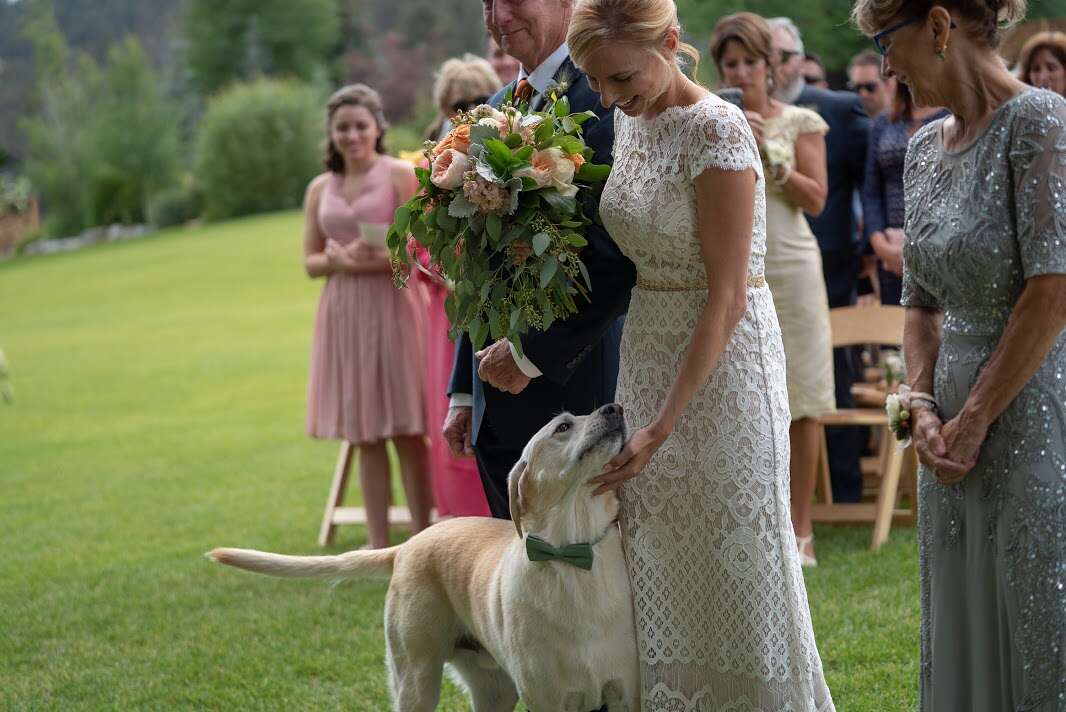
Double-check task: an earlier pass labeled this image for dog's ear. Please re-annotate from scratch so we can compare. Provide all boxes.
[507,458,529,538]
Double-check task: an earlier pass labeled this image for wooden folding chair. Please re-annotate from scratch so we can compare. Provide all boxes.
[810,304,918,550]
[318,442,438,546]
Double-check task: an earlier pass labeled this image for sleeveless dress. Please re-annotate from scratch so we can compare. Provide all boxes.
[600,95,834,711]
[901,89,1066,711]
[763,106,835,420]
[306,157,428,444]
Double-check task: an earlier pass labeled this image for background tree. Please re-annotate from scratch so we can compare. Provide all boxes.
[19,1,179,235]
[183,0,340,96]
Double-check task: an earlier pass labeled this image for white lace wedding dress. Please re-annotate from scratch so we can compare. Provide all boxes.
[600,95,835,712]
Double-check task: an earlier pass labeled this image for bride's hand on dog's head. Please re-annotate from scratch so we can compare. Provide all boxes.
[588,425,667,496]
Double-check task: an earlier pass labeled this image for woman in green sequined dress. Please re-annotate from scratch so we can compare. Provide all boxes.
[853,0,1066,709]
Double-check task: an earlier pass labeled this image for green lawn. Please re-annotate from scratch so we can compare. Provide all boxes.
[0,212,919,710]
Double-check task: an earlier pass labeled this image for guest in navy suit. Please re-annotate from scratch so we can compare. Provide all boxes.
[443,0,636,520]
[771,17,870,503]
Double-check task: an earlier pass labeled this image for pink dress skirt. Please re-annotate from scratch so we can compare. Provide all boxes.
[306,159,427,444]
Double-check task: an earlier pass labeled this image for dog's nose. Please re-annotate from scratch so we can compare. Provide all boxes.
[599,403,623,418]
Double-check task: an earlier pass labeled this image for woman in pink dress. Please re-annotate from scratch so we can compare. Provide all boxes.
[303,84,433,548]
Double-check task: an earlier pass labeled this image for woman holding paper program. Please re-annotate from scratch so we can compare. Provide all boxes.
[302,84,433,549]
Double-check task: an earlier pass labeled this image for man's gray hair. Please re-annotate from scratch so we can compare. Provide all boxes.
[767,17,805,54]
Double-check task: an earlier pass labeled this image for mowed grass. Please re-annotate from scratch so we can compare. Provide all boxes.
[0,212,919,710]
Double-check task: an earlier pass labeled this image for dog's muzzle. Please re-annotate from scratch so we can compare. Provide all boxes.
[578,403,627,460]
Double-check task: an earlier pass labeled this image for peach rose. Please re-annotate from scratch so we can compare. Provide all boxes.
[434,124,471,156]
[430,149,472,190]
[568,153,586,171]
[514,147,578,198]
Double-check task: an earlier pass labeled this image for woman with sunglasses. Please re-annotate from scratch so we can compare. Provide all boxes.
[424,54,502,141]
[419,55,501,518]
[860,82,947,305]
[853,1,1066,708]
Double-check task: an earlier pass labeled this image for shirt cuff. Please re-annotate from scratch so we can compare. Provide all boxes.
[449,393,473,408]
[509,342,543,378]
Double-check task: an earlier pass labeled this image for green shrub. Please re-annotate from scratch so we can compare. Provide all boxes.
[195,79,323,221]
[0,175,33,214]
[148,183,203,228]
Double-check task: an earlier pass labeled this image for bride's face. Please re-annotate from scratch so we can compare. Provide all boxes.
[718,39,770,100]
[581,41,676,118]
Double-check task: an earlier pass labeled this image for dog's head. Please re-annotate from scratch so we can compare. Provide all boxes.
[506,403,627,537]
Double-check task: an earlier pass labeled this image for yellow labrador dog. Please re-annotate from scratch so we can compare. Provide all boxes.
[208,403,639,711]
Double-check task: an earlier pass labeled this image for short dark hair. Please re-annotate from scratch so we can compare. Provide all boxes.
[849,49,882,72]
[804,52,825,71]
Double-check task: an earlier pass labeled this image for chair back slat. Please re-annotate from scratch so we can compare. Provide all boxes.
[828,305,905,348]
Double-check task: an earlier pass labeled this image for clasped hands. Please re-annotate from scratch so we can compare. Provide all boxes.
[912,405,988,485]
[324,238,381,272]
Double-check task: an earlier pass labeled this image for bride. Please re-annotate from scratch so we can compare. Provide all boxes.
[569,0,835,708]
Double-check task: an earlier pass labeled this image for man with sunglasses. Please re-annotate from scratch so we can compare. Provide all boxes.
[848,49,896,118]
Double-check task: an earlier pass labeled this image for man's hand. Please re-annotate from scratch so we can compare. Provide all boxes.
[476,339,531,394]
[443,406,474,457]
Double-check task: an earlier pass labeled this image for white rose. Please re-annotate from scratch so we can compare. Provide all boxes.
[885,393,901,423]
[514,147,578,198]
[762,139,792,168]
[430,149,472,191]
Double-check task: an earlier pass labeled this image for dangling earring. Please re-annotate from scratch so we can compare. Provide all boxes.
[936,43,948,61]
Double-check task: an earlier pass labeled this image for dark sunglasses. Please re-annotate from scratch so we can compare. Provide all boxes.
[848,81,881,93]
[873,16,957,55]
[450,96,491,113]
[804,75,825,84]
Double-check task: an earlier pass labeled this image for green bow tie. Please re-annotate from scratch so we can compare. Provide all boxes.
[525,534,595,571]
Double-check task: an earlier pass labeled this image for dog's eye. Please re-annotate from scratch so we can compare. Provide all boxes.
[554,422,572,435]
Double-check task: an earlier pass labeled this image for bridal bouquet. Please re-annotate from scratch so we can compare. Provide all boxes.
[387,84,609,355]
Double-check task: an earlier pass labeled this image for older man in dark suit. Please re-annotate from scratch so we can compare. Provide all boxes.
[770,17,870,503]
[444,0,636,521]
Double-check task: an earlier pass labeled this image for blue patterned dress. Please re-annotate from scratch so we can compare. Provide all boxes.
[902,89,1066,711]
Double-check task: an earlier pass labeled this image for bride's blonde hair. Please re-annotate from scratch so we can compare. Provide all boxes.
[568,0,701,78]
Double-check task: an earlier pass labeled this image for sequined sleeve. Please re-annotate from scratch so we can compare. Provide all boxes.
[900,124,942,310]
[1010,91,1066,279]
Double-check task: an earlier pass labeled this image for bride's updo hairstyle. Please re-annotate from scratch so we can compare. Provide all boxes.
[568,0,702,78]
[851,0,1027,47]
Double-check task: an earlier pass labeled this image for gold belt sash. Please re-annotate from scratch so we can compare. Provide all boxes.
[636,274,767,292]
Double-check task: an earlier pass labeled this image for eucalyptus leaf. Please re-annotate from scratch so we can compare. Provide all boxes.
[576,162,611,182]
[469,124,500,147]
[532,232,550,256]
[540,255,558,287]
[393,206,411,233]
[486,214,502,242]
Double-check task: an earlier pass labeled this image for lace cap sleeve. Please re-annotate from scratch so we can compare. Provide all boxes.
[686,100,760,180]
[1009,91,1066,279]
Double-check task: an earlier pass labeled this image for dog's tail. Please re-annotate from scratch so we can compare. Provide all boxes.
[206,546,397,581]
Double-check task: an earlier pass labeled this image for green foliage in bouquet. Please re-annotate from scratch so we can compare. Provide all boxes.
[387,85,611,356]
